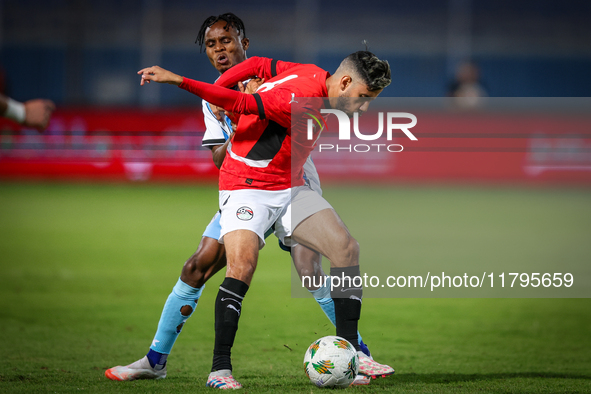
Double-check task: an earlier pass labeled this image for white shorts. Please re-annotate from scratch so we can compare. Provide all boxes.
[219,188,291,249]
[274,185,333,247]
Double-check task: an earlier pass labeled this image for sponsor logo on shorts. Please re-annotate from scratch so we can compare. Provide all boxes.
[236,207,254,221]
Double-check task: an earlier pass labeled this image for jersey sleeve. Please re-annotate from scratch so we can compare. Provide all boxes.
[215,57,301,88]
[215,57,271,88]
[274,59,301,75]
[201,99,232,148]
[254,87,296,129]
[179,78,259,116]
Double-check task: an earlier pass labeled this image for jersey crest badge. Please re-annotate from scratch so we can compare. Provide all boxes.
[236,207,254,221]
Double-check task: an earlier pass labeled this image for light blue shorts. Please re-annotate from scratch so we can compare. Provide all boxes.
[202,211,222,240]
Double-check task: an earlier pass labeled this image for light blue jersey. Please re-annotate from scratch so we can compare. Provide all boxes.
[201,100,233,148]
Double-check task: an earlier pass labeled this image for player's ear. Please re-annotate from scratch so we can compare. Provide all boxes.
[340,75,352,92]
[241,37,250,51]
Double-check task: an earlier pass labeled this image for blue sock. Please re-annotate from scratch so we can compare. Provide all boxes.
[310,283,336,326]
[309,280,363,344]
[146,348,168,369]
[147,278,204,367]
[359,340,372,358]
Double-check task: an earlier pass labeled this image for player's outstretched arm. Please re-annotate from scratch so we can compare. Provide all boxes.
[1,94,55,130]
[137,66,183,86]
[137,66,260,118]
[24,99,56,130]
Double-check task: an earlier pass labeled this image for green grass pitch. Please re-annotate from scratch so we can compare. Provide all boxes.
[0,182,590,393]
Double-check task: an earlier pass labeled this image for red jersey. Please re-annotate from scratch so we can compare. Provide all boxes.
[213,57,329,191]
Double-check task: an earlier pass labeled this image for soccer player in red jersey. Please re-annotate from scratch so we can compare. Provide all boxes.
[106,15,382,387]
[138,50,393,389]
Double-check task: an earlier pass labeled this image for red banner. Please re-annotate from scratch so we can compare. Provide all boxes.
[0,107,218,182]
[311,111,591,185]
[1,107,590,185]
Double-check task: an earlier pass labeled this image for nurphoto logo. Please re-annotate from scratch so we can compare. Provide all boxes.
[307,109,418,153]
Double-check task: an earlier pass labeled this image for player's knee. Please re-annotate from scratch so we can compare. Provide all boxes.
[297,265,315,279]
[226,261,257,284]
[299,266,318,284]
[239,263,257,282]
[340,236,359,266]
[181,254,207,287]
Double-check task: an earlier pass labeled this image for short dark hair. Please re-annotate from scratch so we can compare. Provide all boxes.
[195,13,246,52]
[345,51,391,91]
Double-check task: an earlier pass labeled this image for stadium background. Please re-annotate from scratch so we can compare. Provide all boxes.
[1,1,590,392]
[1,0,590,182]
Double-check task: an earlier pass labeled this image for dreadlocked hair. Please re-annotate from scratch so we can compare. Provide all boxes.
[195,13,246,52]
[345,51,391,91]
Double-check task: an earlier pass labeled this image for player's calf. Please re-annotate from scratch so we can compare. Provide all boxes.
[330,265,363,350]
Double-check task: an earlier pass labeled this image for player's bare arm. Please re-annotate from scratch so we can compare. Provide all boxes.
[1,94,55,130]
[211,133,233,169]
[24,99,56,130]
[137,66,183,86]
[240,78,265,94]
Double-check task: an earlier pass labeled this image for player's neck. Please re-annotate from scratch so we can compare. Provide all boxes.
[324,75,341,109]
[325,75,339,98]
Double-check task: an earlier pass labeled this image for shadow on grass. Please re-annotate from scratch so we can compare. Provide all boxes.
[393,372,591,384]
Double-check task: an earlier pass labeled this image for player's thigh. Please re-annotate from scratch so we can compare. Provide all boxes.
[274,186,331,247]
[223,229,260,285]
[292,208,357,266]
[196,211,225,267]
[181,212,226,285]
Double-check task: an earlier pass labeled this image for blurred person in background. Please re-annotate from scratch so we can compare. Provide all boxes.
[447,60,488,108]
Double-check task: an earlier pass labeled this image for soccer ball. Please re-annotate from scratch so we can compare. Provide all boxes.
[303,336,359,388]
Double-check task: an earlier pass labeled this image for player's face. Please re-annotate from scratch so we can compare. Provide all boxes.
[204,21,249,74]
[333,78,382,118]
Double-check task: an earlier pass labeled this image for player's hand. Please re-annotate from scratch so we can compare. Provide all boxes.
[211,105,239,124]
[23,99,55,130]
[210,104,226,122]
[238,78,264,94]
[209,78,262,125]
[137,66,183,86]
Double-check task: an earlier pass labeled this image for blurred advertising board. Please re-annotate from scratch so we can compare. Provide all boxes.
[2,99,591,185]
